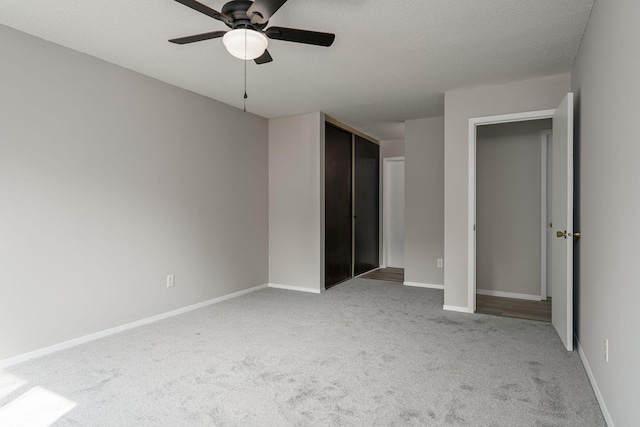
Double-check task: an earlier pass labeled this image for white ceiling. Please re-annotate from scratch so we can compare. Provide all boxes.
[0,0,593,140]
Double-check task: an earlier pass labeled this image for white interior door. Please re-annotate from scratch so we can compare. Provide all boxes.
[551,93,574,351]
[384,158,405,268]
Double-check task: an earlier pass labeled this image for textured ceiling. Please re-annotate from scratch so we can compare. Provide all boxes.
[0,0,593,140]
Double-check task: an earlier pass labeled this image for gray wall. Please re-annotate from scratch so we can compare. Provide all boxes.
[268,113,324,292]
[404,117,444,286]
[443,75,570,309]
[476,120,551,297]
[380,138,405,158]
[0,25,269,361]
[571,0,640,425]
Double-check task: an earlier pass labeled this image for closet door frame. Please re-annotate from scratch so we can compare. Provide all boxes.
[324,116,381,287]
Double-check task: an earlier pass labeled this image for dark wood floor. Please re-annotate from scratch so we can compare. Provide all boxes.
[359,268,550,322]
[476,294,551,322]
[359,267,404,283]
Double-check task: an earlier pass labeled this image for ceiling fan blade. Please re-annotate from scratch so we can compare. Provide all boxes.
[247,0,288,24]
[265,27,335,47]
[174,0,231,25]
[169,30,227,45]
[254,50,273,65]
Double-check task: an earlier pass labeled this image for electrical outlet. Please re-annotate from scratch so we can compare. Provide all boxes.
[167,274,175,288]
[604,338,609,362]
[437,258,444,268]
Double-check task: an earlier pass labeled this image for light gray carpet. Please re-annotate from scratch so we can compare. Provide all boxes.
[1,279,605,426]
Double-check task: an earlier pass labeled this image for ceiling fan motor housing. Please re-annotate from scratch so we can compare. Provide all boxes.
[222,0,266,30]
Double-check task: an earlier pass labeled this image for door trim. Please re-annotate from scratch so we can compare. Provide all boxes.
[382,157,405,268]
[325,115,380,145]
[540,130,552,300]
[467,109,556,313]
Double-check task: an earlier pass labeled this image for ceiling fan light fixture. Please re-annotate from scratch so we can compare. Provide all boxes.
[223,29,268,60]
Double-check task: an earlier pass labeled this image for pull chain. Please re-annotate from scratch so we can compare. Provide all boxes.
[243,29,248,113]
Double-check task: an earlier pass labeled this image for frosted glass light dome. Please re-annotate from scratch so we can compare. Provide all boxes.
[223,29,268,60]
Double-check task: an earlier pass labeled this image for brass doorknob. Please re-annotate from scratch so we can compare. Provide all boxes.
[557,230,581,239]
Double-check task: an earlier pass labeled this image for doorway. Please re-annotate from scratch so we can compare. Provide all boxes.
[359,157,406,284]
[467,94,576,351]
[474,119,552,321]
[468,110,555,322]
[467,109,555,310]
[383,157,405,269]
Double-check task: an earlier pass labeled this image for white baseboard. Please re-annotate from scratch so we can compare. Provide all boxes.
[476,289,542,301]
[443,305,472,313]
[268,283,322,294]
[0,283,268,369]
[575,335,614,427]
[404,281,444,290]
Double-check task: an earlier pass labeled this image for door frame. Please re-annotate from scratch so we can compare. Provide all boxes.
[540,129,552,300]
[382,157,405,268]
[324,117,381,286]
[467,109,556,312]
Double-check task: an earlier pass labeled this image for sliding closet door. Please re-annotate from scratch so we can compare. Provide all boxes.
[354,136,380,276]
[325,124,353,287]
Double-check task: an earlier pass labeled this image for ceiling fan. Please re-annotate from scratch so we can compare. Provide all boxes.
[169,0,336,64]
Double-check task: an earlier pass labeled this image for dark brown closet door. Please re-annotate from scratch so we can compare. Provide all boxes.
[325,124,352,288]
[354,136,380,276]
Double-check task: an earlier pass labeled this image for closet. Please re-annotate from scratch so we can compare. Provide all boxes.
[325,120,380,288]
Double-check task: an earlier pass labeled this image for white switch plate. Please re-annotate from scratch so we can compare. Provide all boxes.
[167,274,175,288]
[604,338,609,362]
[437,259,444,268]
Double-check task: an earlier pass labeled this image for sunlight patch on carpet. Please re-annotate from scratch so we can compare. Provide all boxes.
[0,372,27,400]
[0,385,76,427]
